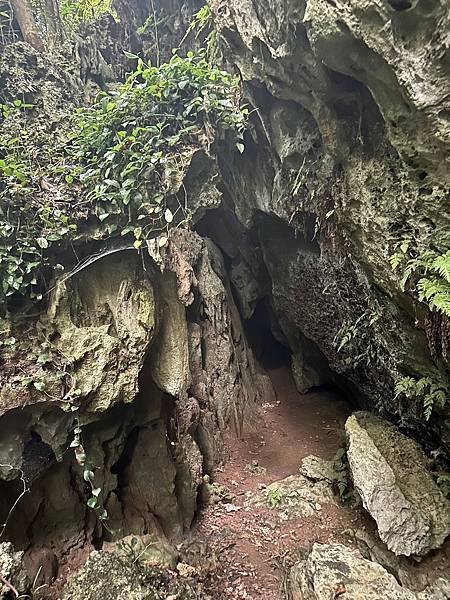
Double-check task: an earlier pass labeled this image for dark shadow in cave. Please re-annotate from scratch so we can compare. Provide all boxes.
[244,298,291,370]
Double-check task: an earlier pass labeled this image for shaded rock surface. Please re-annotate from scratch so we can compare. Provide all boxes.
[346,411,450,556]
[0,542,28,598]
[290,543,450,600]
[207,0,450,450]
[247,473,335,519]
[300,455,337,483]
[62,550,200,600]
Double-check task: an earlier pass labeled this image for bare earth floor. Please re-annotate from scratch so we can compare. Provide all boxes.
[184,367,450,599]
[49,366,450,598]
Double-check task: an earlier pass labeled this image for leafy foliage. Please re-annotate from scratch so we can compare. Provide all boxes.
[0,50,246,306]
[266,486,283,508]
[390,245,450,317]
[333,309,380,366]
[394,375,448,421]
[332,447,352,502]
[0,100,78,301]
[71,420,109,523]
[58,0,116,31]
[66,50,246,245]
[434,472,450,499]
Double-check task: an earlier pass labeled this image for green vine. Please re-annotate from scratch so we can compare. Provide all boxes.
[70,419,109,523]
[0,49,247,307]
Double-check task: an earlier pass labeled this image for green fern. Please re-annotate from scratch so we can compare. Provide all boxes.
[394,375,448,421]
[428,250,450,282]
[434,473,450,499]
[391,245,450,316]
[417,277,450,315]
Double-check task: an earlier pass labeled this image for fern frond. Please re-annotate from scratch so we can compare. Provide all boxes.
[423,396,434,421]
[417,277,450,316]
[394,375,449,420]
[431,251,450,284]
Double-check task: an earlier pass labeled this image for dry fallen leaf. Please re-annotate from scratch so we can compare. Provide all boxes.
[334,582,347,598]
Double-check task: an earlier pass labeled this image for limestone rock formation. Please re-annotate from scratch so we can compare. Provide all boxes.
[290,543,450,600]
[62,550,200,600]
[0,227,269,573]
[346,411,450,556]
[0,543,28,598]
[208,0,450,447]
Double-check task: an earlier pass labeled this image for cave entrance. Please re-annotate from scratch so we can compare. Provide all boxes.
[244,298,291,370]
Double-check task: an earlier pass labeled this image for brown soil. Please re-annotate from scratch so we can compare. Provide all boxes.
[48,366,450,599]
[183,367,450,599]
[183,367,362,599]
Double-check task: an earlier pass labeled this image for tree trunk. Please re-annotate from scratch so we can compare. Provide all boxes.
[43,0,64,43]
[10,0,44,51]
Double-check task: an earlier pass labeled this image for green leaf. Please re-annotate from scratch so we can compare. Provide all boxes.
[36,237,49,249]
[87,497,98,509]
[98,508,108,520]
[164,208,174,223]
[83,470,94,482]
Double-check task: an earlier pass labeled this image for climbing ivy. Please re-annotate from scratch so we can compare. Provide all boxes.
[0,49,247,306]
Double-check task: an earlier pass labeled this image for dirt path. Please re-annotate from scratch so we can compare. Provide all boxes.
[185,367,362,599]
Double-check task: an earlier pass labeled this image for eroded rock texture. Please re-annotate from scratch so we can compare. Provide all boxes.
[346,412,450,556]
[0,229,269,579]
[290,543,450,600]
[0,0,449,591]
[207,0,450,446]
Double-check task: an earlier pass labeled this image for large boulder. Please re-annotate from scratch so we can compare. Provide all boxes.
[290,543,450,600]
[346,412,450,556]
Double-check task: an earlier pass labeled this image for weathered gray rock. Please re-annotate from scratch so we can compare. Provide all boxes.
[210,0,450,450]
[0,542,28,598]
[45,252,157,413]
[200,481,235,506]
[165,230,272,436]
[149,270,191,397]
[346,412,450,556]
[248,473,335,519]
[290,543,449,600]
[300,455,336,483]
[62,550,198,600]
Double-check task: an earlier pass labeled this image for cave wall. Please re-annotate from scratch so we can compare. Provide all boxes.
[1,0,449,583]
[205,0,450,449]
[0,228,271,578]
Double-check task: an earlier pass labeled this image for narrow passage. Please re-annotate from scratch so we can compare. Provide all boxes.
[186,366,359,599]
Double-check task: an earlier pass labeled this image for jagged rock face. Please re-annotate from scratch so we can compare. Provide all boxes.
[207,0,450,443]
[0,543,28,598]
[290,543,450,600]
[346,412,450,556]
[0,228,269,574]
[62,550,200,600]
